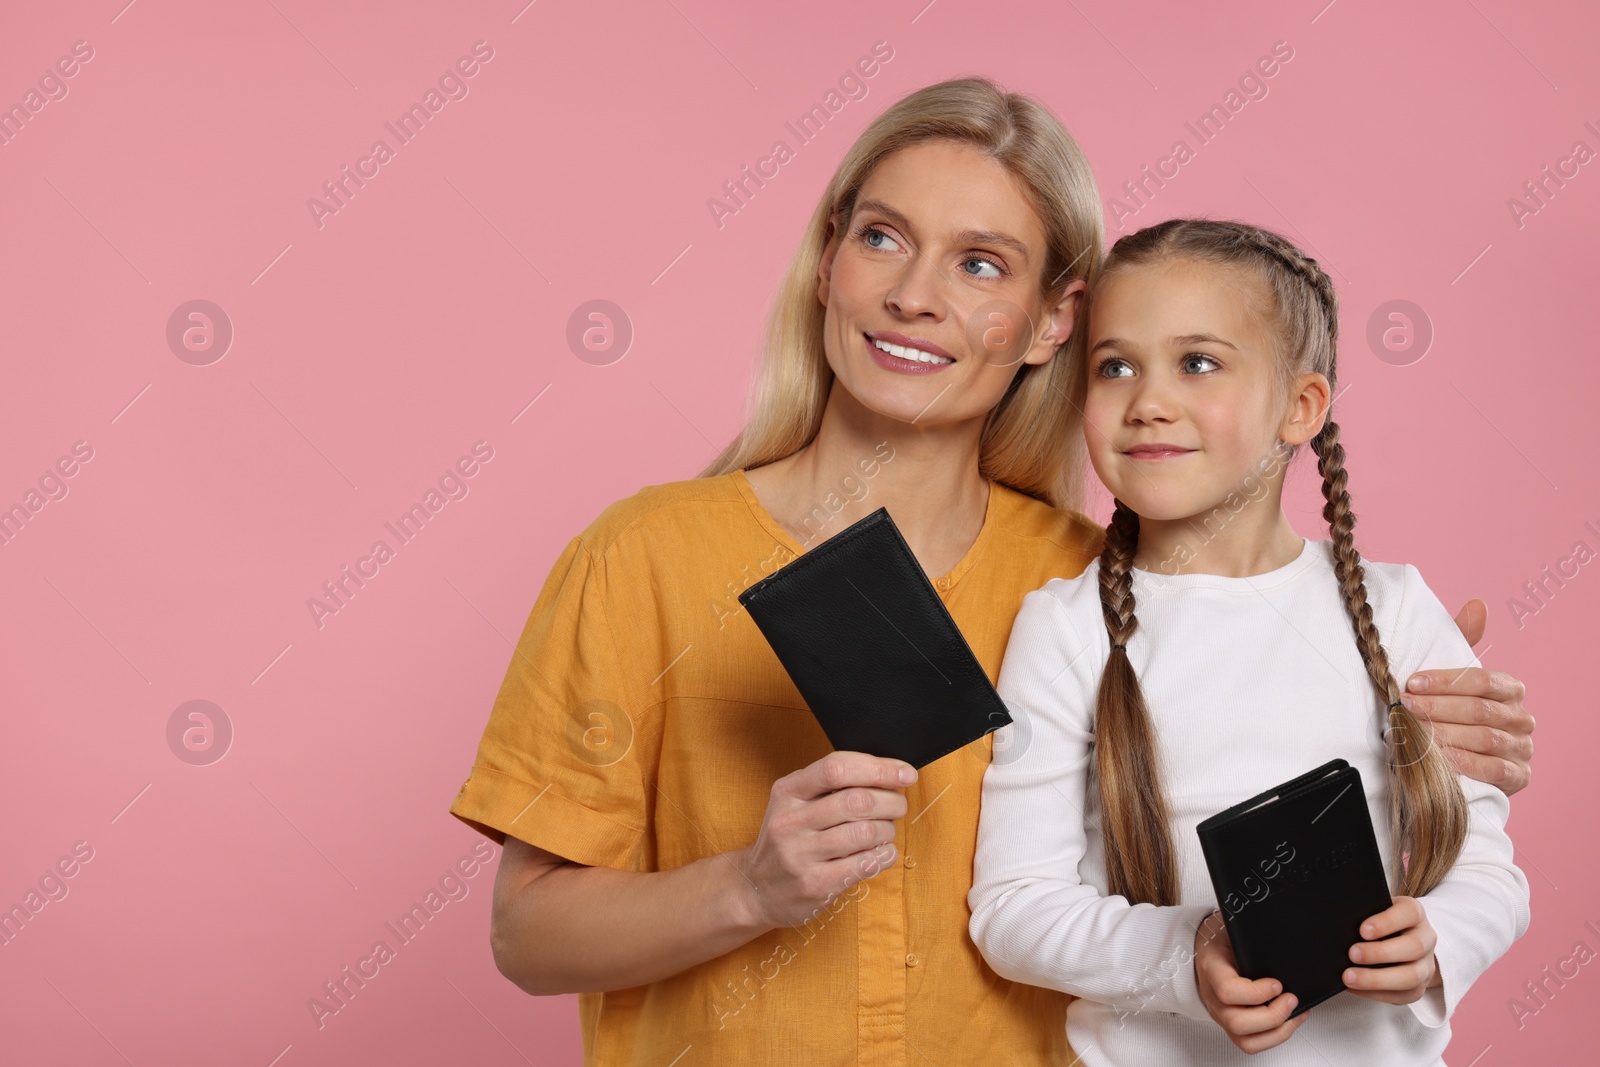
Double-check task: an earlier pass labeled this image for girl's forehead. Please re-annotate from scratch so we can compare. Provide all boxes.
[1089,259,1277,345]
[1097,256,1263,295]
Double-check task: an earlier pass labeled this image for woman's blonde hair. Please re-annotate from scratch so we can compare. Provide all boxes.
[1086,218,1468,905]
[697,76,1105,512]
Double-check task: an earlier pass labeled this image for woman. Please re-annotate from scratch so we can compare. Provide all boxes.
[448,78,1533,1067]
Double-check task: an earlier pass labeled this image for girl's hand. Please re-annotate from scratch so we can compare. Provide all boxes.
[1193,911,1309,1053]
[1344,896,1441,1004]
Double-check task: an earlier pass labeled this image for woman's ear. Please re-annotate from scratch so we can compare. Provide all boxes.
[817,215,842,307]
[1279,371,1332,445]
[1025,278,1088,365]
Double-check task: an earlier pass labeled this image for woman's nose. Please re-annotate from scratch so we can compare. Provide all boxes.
[885,250,947,319]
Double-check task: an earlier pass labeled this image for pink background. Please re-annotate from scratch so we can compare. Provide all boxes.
[1,1,1595,1063]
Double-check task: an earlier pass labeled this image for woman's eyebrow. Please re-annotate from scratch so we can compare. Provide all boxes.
[853,197,1031,265]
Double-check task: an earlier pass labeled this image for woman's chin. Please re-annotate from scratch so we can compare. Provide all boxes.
[834,372,976,428]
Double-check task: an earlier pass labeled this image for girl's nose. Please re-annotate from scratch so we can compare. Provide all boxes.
[1127,378,1179,423]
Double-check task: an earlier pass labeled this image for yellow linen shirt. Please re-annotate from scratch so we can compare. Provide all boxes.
[449,467,1104,1066]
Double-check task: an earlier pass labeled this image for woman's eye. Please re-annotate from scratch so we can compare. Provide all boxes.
[962,256,1003,279]
[1184,353,1220,373]
[856,225,902,252]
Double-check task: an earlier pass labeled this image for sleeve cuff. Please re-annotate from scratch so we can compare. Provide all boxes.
[1408,981,1447,1028]
[1407,951,1448,1029]
[1114,905,1216,1022]
[449,763,644,870]
[1174,907,1219,1021]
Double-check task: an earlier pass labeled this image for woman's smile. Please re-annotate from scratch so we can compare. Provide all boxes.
[864,329,957,374]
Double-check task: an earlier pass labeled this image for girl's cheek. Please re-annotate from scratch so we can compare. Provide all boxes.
[1081,399,1122,441]
[1190,399,1249,441]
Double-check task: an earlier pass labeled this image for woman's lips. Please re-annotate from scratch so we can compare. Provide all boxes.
[864,332,955,375]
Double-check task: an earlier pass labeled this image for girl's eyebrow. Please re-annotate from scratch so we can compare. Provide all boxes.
[1171,332,1239,350]
[853,197,1032,266]
[1089,332,1240,356]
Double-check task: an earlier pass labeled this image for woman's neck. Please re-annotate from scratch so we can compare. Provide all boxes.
[744,384,992,576]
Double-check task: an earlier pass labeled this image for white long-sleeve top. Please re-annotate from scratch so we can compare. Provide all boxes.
[969,537,1530,1066]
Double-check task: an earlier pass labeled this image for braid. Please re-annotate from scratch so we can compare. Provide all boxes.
[1098,499,1140,643]
[1241,231,1340,342]
[1312,420,1468,896]
[1312,420,1399,701]
[1092,499,1179,906]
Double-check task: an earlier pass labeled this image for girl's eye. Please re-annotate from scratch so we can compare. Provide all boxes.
[1095,357,1133,379]
[961,255,1004,279]
[1184,353,1220,374]
[854,224,902,253]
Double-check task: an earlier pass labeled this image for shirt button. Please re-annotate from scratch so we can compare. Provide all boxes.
[905,952,919,967]
[904,854,916,868]
[935,578,950,590]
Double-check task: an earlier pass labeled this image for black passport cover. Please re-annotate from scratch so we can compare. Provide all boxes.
[736,506,1011,768]
[1195,759,1394,1017]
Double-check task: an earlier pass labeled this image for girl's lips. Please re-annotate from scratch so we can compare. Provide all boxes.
[1124,449,1195,459]
[864,332,954,375]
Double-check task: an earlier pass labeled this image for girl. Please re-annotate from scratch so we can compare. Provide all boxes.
[968,218,1531,1065]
